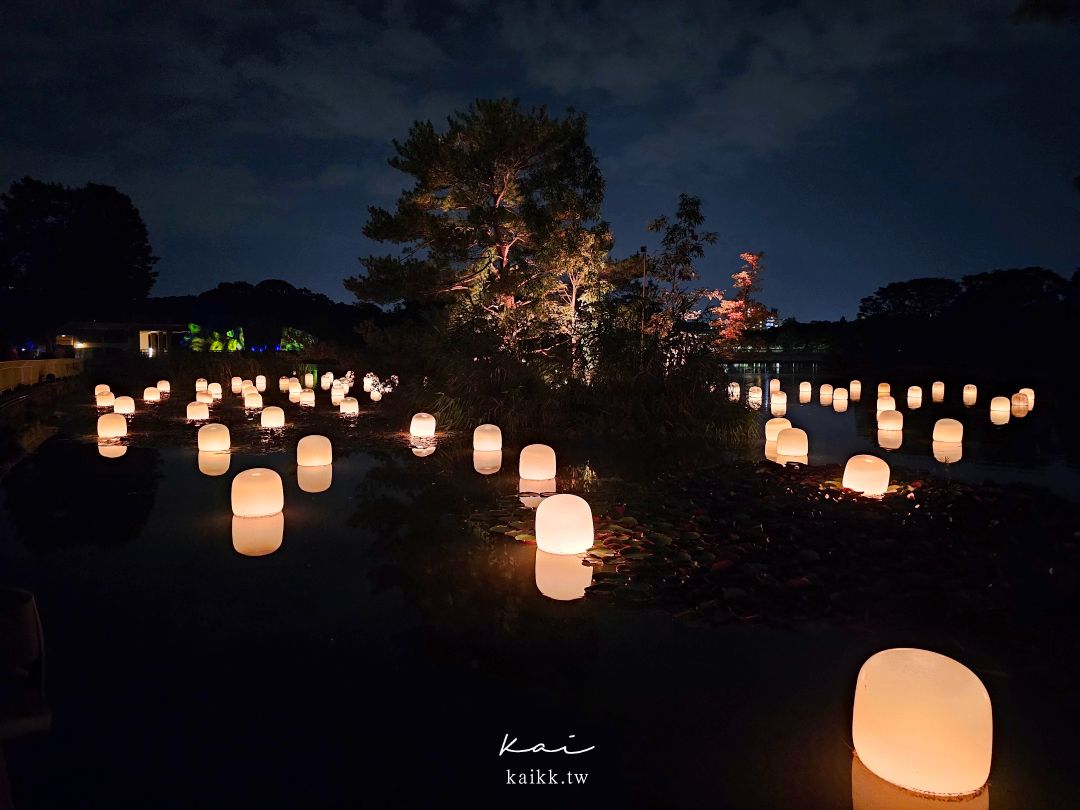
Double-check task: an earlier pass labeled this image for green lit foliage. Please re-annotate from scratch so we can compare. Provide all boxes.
[185,322,244,352]
[279,325,316,352]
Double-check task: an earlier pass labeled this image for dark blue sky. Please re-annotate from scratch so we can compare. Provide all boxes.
[2,1,1077,320]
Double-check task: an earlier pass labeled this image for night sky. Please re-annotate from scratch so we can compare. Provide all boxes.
[2,1,1077,321]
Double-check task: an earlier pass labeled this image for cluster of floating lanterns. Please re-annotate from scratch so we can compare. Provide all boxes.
[92,379,173,456]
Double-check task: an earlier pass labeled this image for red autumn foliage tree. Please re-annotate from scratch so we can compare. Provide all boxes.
[711,252,771,344]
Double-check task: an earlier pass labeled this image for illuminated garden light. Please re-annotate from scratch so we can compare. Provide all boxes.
[195,378,208,392]
[297,435,332,467]
[1010,393,1029,418]
[197,423,230,452]
[989,396,1009,414]
[278,375,290,392]
[97,412,127,438]
[764,417,791,442]
[260,406,285,428]
[299,389,315,407]
[94,384,110,396]
[877,410,903,431]
[156,380,170,394]
[1018,387,1035,410]
[799,381,812,396]
[963,384,978,406]
[850,380,862,400]
[933,418,963,443]
[771,391,787,416]
[113,396,135,415]
[410,413,436,439]
[340,397,359,415]
[304,372,314,389]
[255,374,267,392]
[288,378,302,394]
[196,390,213,404]
[535,494,593,554]
[775,427,808,462]
[243,392,263,409]
[473,424,502,451]
[230,376,243,394]
[231,468,284,518]
[769,378,781,394]
[727,382,740,400]
[878,383,890,397]
[96,392,115,408]
[907,385,922,400]
[186,402,209,421]
[842,455,891,496]
[519,444,557,481]
[932,381,945,402]
[369,390,382,402]
[142,386,160,403]
[208,382,222,399]
[876,395,895,413]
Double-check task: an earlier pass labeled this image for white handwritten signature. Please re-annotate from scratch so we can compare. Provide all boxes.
[499,733,596,756]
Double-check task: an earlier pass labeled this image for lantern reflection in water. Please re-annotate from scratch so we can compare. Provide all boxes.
[411,446,436,458]
[963,384,977,407]
[519,478,556,509]
[297,465,332,493]
[878,430,903,450]
[232,513,284,557]
[833,397,849,413]
[990,410,1010,426]
[98,441,127,459]
[535,549,593,601]
[851,754,988,810]
[473,450,502,475]
[933,441,963,464]
[198,451,230,477]
[800,389,812,404]
[764,441,778,462]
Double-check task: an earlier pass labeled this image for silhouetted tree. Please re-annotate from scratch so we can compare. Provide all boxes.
[647,194,718,333]
[858,277,961,319]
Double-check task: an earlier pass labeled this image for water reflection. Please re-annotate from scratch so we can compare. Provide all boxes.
[990,411,1010,426]
[297,464,333,493]
[231,513,284,557]
[933,441,963,464]
[851,755,988,810]
[519,477,556,509]
[877,430,903,450]
[97,440,127,459]
[198,451,231,477]
[411,446,436,458]
[473,450,502,475]
[764,441,778,462]
[534,549,592,601]
[834,398,849,413]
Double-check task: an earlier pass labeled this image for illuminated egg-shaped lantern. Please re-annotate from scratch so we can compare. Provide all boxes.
[340,397,359,415]
[232,512,284,557]
[186,401,209,421]
[535,494,593,555]
[852,648,992,797]
[932,381,945,402]
[196,390,213,404]
[98,441,127,459]
[747,386,762,409]
[241,384,257,399]
[278,375,290,392]
[834,398,849,414]
[208,382,223,399]
[473,450,502,475]
[331,387,344,406]
[520,444,557,481]
[260,406,285,428]
[1010,393,1029,418]
[156,380,170,395]
[989,396,1010,414]
[907,386,922,400]
[369,390,383,402]
[877,395,896,414]
[142,386,160,403]
[907,394,922,411]
[878,383,891,397]
[255,374,267,392]
[363,375,374,393]
[96,392,115,408]
[231,468,284,518]
[769,378,781,394]
[197,423,230,452]
[850,380,863,400]
[297,464,333,493]
[834,387,849,401]
[297,434,332,467]
[473,424,502,452]
[410,413,437,439]
[299,389,315,407]
[963,384,978,407]
[113,396,135,415]
[198,451,230,477]
[776,427,808,458]
[770,391,788,416]
[303,372,314,389]
[764,417,791,442]
[195,378,208,392]
[820,384,834,398]
[288,390,301,403]
[1018,387,1035,410]
[94,384,111,396]
[97,412,127,438]
[230,376,243,394]
[933,441,963,464]
[321,372,334,391]
[878,429,903,450]
[933,418,963,443]
[535,549,593,601]
[799,381,812,396]
[843,455,891,496]
[727,382,740,401]
[288,378,302,394]
[877,409,903,431]
[241,379,253,391]
[244,392,263,409]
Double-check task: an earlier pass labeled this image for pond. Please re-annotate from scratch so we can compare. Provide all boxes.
[0,377,1077,808]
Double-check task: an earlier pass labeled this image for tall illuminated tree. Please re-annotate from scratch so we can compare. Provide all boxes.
[712,252,771,344]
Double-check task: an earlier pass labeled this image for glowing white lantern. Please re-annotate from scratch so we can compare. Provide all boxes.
[278,376,290,392]
[143,386,160,403]
[96,392,115,408]
[94,384,110,396]
[288,391,301,403]
[765,417,791,442]
[771,391,787,416]
[232,513,283,557]
[97,412,127,438]
[748,385,762,398]
[989,396,1009,414]
[520,444,557,481]
[907,394,922,410]
[363,376,374,393]
[297,464,333,493]
[764,441,778,462]
[299,389,315,407]
[907,386,922,400]
[878,383,890,397]
[1010,394,1029,418]
[877,430,902,450]
[834,398,849,413]
[834,387,849,401]
[197,423,230,452]
[321,373,334,391]
[853,648,991,797]
[933,419,963,443]
[113,396,135,414]
[410,413,436,439]
[196,390,213,404]
[932,381,945,402]
[535,494,593,554]
[244,392,263,409]
[195,378,208,392]
[331,391,344,406]
[98,441,126,459]
[820,384,834,398]
[340,397,359,415]
[799,381,812,396]
[769,378,781,394]
[776,427,808,457]
[296,435,332,467]
[231,468,284,517]
[198,451,230,477]
[241,379,253,391]
[156,380,170,394]
[241,383,257,395]
[850,380,862,400]
[877,396,896,413]
[843,455,891,496]
[288,378,302,394]
[1018,387,1034,410]
[473,424,502,451]
[933,442,963,464]
[727,382,740,400]
[878,410,903,431]
[963,385,978,406]
[208,382,222,399]
[230,377,242,394]
[255,374,266,392]
[186,402,209,421]
[535,549,593,601]
[473,450,502,475]
[370,390,382,402]
[300,372,312,389]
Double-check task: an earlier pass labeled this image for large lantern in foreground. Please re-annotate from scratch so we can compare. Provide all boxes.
[776,427,808,457]
[520,444,557,481]
[876,396,895,413]
[843,455,890,496]
[142,386,160,403]
[231,468,284,517]
[197,423,230,452]
[340,397,359,415]
[473,424,502,451]
[535,494,593,554]
[96,392,115,408]
[186,402,209,421]
[852,648,991,797]
[877,410,903,431]
[764,417,791,442]
[535,549,593,601]
[1018,387,1035,410]
[410,413,436,439]
[933,418,963,443]
[297,435,332,466]
[963,384,977,406]
[261,406,285,428]
[114,396,135,414]
[97,412,127,438]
